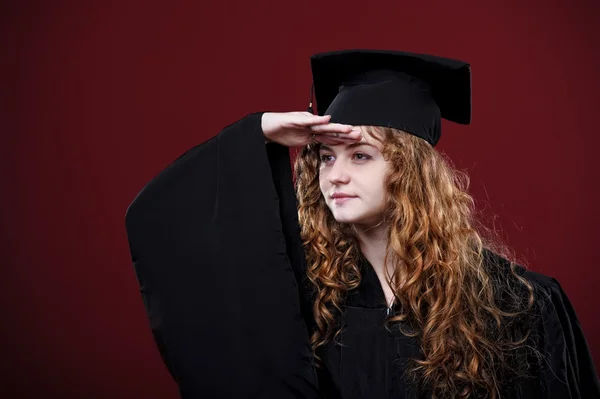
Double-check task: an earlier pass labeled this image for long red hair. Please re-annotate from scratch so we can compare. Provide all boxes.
[293,126,542,398]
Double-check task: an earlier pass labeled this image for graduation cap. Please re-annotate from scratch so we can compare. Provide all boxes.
[308,49,472,146]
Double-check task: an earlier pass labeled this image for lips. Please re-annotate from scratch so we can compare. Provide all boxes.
[331,193,356,199]
[330,193,357,205]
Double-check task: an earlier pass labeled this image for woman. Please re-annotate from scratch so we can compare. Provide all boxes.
[125,50,600,398]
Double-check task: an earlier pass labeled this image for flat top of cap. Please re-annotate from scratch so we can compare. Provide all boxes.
[310,49,471,125]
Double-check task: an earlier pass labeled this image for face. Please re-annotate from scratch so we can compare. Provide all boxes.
[318,129,390,228]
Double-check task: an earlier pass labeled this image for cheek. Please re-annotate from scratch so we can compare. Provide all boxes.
[371,166,389,202]
[318,168,328,187]
[318,173,327,196]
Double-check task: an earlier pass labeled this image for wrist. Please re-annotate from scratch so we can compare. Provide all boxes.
[261,112,274,142]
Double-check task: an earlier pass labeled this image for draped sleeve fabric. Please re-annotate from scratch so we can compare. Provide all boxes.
[124,113,320,398]
[523,270,600,398]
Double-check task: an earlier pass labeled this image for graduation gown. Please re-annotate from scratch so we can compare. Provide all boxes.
[315,254,600,399]
[125,112,600,398]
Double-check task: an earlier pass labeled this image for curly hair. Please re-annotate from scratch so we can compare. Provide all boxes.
[293,126,542,398]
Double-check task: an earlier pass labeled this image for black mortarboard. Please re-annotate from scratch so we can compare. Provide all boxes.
[309,49,471,146]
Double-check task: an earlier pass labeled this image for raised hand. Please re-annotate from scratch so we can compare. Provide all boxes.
[261,112,362,147]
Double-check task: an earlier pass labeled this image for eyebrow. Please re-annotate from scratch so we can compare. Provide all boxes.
[319,142,378,152]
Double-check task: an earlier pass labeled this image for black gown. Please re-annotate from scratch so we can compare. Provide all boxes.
[125,112,600,398]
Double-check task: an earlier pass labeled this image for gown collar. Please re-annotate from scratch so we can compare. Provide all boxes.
[346,255,394,310]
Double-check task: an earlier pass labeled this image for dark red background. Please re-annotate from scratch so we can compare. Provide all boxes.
[2,1,599,397]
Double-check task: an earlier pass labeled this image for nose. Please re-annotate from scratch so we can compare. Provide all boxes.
[327,157,350,185]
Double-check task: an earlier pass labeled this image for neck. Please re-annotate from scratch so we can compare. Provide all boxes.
[353,221,396,293]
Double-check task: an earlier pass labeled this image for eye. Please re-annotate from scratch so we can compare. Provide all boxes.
[319,154,334,163]
[353,153,371,161]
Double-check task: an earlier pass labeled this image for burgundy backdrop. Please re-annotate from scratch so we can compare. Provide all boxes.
[2,1,599,397]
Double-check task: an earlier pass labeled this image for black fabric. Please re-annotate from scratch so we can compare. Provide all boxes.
[310,49,471,146]
[318,252,600,398]
[125,113,600,398]
[125,112,320,398]
[266,138,316,334]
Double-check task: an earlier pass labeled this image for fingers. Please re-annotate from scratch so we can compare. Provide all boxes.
[311,125,362,144]
[312,124,361,139]
[286,112,362,143]
[313,134,359,145]
[292,114,332,126]
[310,123,355,133]
[311,128,362,145]
[291,114,357,134]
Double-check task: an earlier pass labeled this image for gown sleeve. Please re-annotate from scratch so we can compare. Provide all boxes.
[524,271,600,398]
[124,112,320,398]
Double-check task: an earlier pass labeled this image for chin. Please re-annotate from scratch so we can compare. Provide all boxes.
[330,207,384,228]
[331,210,371,225]
[332,215,358,224]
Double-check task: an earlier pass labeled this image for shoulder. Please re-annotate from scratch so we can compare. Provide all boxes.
[481,249,600,395]
[481,248,562,315]
[482,247,558,292]
[481,249,585,344]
